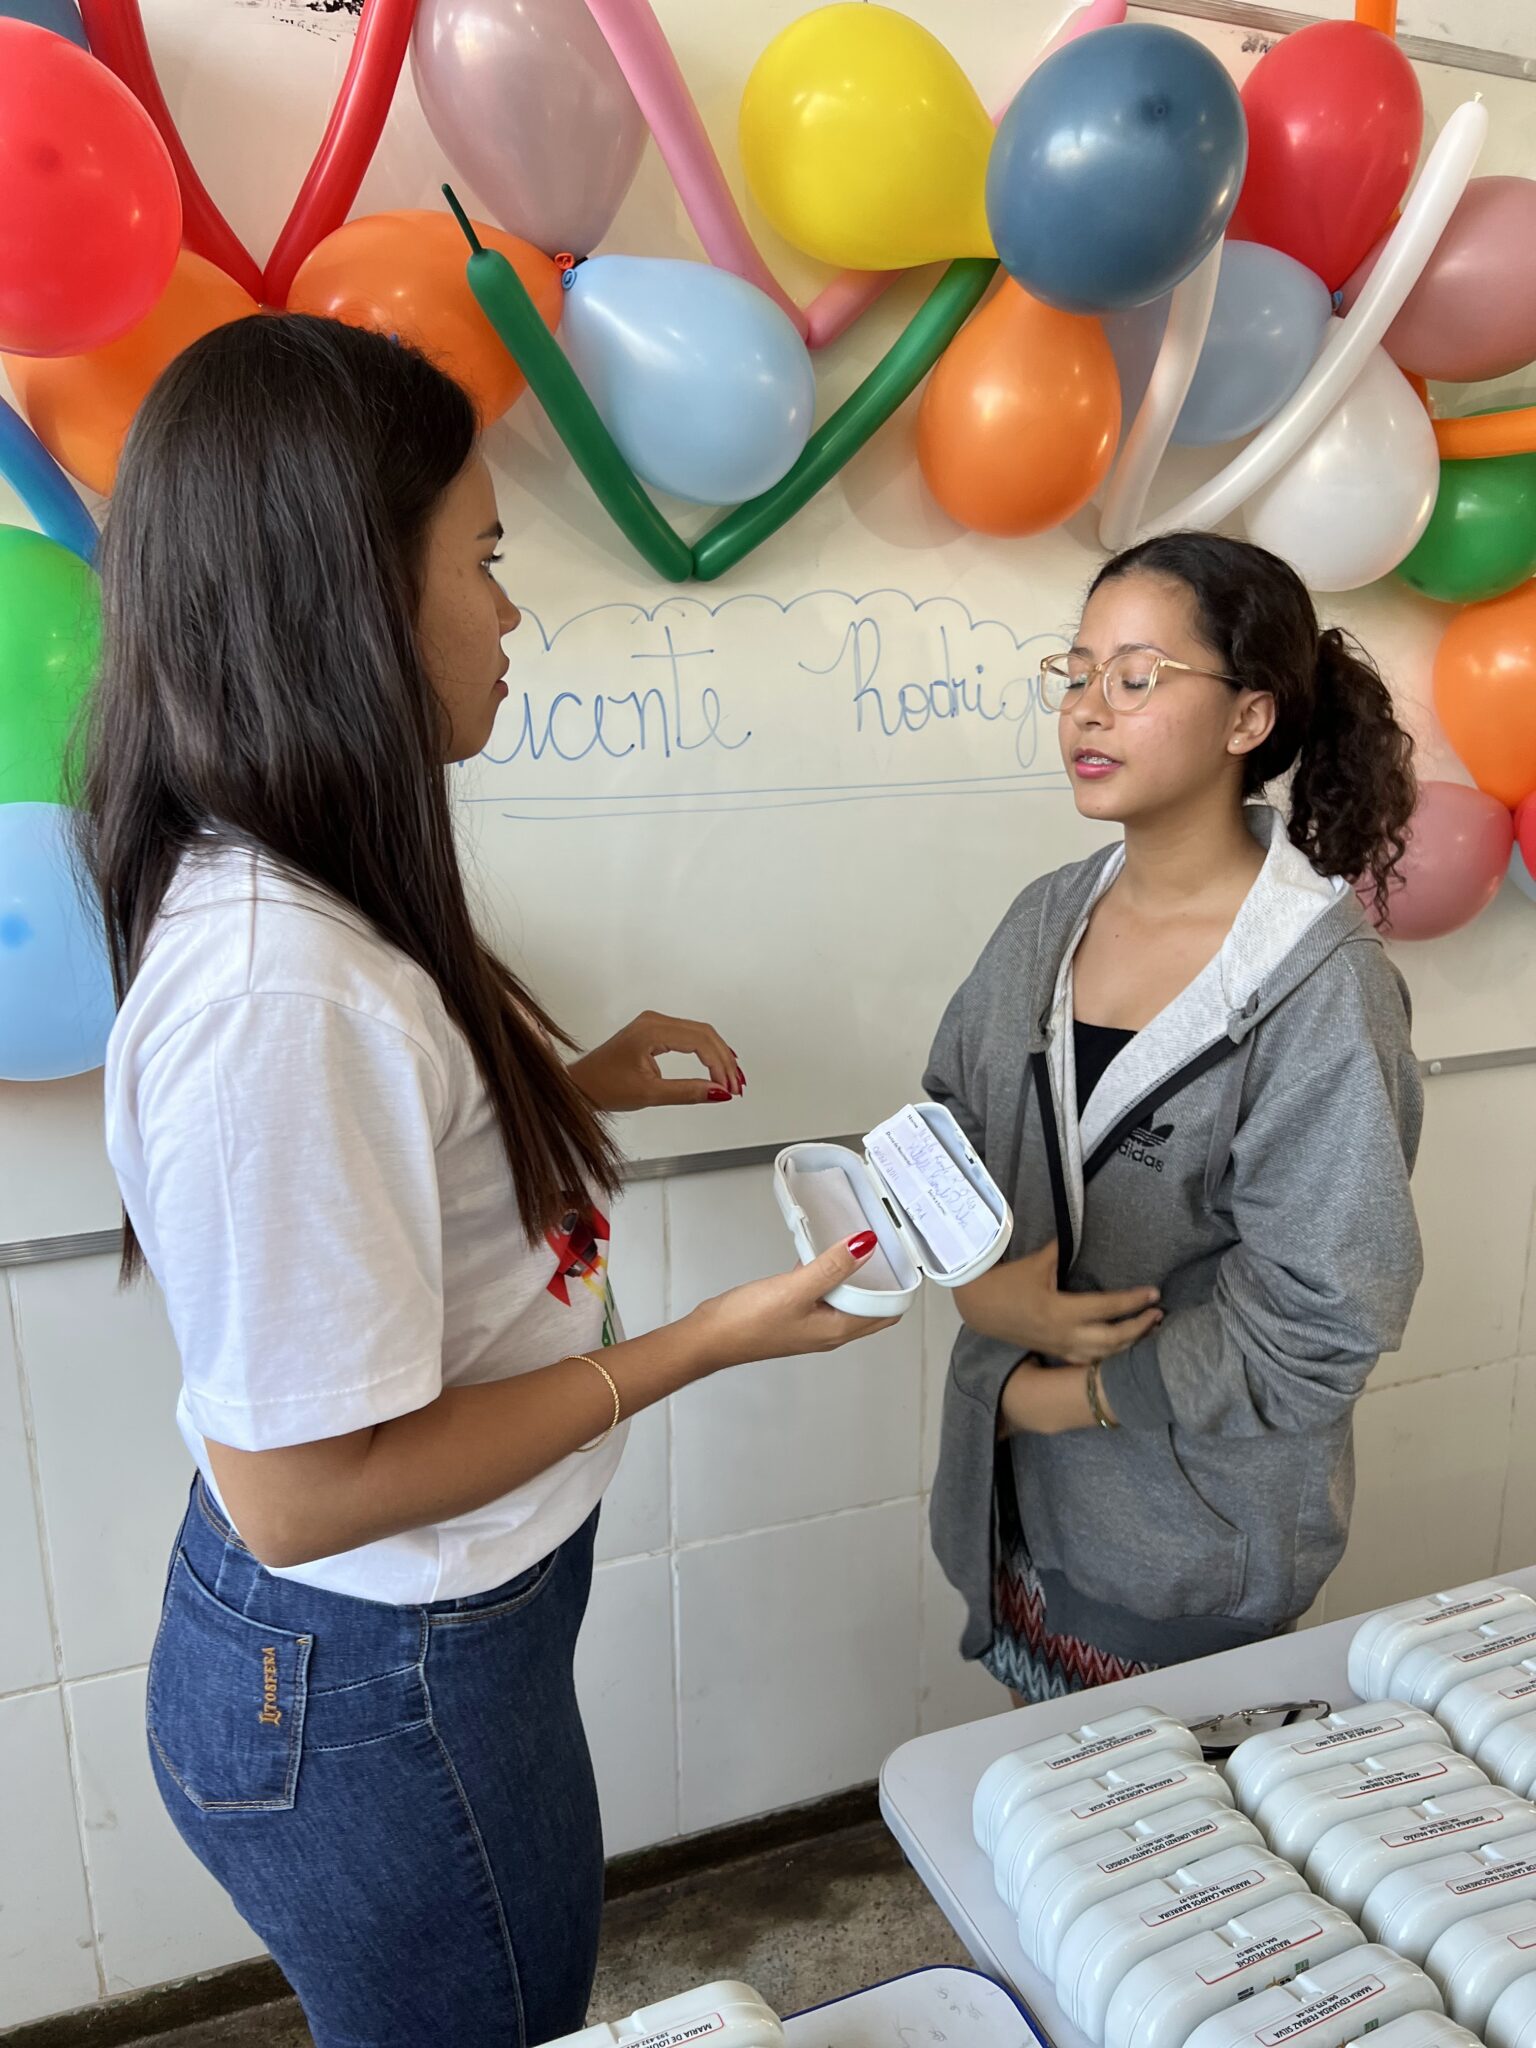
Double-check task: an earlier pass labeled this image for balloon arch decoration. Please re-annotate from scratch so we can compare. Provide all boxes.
[0,0,1534,1081]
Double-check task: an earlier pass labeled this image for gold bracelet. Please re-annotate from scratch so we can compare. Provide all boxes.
[1085,1360,1118,1431]
[574,1352,622,1450]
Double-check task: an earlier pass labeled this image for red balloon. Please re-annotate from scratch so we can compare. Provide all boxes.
[1230,21,1422,293]
[0,20,181,356]
[1359,781,1513,941]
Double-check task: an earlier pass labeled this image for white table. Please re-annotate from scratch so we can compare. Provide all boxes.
[879,1568,1536,2048]
[786,1968,1041,2048]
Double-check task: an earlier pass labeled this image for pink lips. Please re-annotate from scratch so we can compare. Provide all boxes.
[1072,750,1120,781]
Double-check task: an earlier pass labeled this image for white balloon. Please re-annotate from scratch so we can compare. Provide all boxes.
[1099,239,1222,552]
[1241,346,1439,592]
[1144,96,1487,540]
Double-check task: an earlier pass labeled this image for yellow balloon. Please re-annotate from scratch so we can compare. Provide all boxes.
[740,4,995,271]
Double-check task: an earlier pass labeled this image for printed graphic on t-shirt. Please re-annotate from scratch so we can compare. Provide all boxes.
[546,1203,611,1312]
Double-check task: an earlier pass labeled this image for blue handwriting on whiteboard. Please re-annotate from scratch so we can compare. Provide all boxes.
[801,617,1048,771]
[482,623,752,766]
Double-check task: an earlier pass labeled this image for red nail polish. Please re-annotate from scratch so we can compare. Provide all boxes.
[848,1230,878,1260]
[707,1087,730,1103]
[736,1068,748,1091]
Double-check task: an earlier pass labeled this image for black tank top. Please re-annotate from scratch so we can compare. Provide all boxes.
[1074,1018,1135,1105]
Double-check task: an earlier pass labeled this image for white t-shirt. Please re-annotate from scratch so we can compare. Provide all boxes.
[104,847,625,1603]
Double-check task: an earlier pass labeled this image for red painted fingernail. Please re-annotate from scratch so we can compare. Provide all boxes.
[736,1068,748,1091]
[848,1231,878,1260]
[707,1087,730,1103]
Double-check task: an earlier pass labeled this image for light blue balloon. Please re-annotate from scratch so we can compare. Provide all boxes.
[1103,296,1171,436]
[0,803,115,1081]
[1172,243,1332,447]
[0,0,88,46]
[1101,244,1331,449]
[560,257,816,507]
[1510,846,1536,906]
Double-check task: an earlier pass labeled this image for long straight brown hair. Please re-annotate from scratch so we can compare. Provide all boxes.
[77,313,621,1273]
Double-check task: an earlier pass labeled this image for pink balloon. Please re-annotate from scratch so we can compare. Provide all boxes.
[1361,781,1514,940]
[412,0,647,261]
[1342,176,1536,384]
[1518,792,1536,878]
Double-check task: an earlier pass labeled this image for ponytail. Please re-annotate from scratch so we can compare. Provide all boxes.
[1089,534,1417,922]
[1289,627,1416,921]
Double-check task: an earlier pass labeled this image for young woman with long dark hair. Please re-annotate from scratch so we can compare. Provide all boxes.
[927,532,1424,1701]
[82,313,891,2047]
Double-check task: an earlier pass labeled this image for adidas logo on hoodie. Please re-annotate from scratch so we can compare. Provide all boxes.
[1120,1118,1174,1173]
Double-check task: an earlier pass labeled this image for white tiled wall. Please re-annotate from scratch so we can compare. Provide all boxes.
[2,1068,1535,2028]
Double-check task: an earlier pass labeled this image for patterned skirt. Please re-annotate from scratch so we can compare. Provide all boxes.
[982,1463,1158,1703]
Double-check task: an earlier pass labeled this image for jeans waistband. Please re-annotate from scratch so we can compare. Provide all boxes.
[192,1475,249,1552]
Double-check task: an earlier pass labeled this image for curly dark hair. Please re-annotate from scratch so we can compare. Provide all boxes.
[1089,532,1417,918]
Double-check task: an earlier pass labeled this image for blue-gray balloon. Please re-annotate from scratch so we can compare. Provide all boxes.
[987,24,1247,316]
[1174,243,1332,445]
[562,257,817,508]
[0,0,87,44]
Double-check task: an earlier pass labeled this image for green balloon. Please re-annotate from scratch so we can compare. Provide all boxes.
[0,526,102,806]
[1397,452,1536,606]
[447,187,693,584]
[693,258,997,583]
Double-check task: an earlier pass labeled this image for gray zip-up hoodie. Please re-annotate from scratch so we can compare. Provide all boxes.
[926,807,1424,1671]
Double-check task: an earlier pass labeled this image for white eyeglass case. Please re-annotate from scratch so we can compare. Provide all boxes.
[990,1750,1234,1908]
[1482,1719,1536,1801]
[1015,1799,1263,1973]
[774,1103,1011,1317]
[1228,1705,1446,1817]
[973,1708,1201,1861]
[1393,1617,1536,1715]
[1490,1969,1536,2048]
[1103,1893,1364,2048]
[1180,1948,1443,2048]
[1366,1829,1536,1965]
[1055,1846,1309,2042]
[1306,1788,1536,1916]
[1437,1663,1536,1758]
[1257,1744,1489,1868]
[1351,1585,1536,1703]
[1425,1899,1536,2035]
[544,1985,783,2048]
[1340,2016,1481,2048]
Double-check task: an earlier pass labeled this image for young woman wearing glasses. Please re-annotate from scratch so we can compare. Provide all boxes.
[925,531,1424,1701]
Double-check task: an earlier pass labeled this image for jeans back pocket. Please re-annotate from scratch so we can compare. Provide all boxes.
[148,1552,311,1813]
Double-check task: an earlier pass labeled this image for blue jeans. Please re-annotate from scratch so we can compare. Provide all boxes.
[148,1480,604,2048]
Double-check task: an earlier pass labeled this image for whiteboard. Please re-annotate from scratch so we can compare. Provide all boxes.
[1,0,1533,1192]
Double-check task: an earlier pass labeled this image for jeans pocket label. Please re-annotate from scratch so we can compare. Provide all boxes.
[148,1552,311,1812]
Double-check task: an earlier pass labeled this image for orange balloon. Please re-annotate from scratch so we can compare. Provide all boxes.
[287,210,560,426]
[1433,580,1536,809]
[916,281,1120,537]
[3,250,259,496]
[1436,406,1536,461]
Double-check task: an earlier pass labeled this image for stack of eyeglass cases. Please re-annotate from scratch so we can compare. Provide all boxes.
[971,1581,1536,2048]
